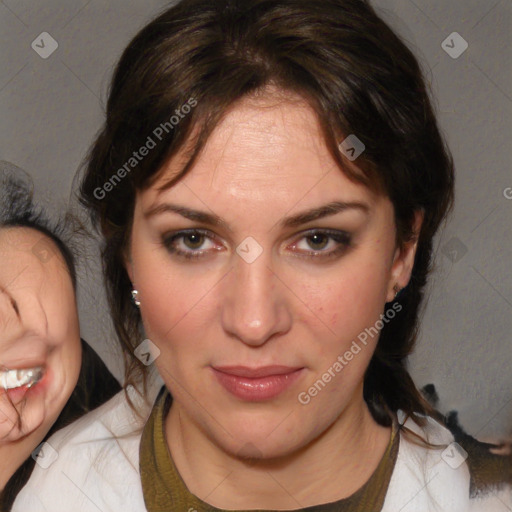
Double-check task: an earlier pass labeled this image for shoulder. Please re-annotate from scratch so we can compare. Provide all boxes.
[382,412,512,512]
[12,380,162,512]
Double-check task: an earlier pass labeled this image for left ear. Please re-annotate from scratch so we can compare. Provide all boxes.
[386,209,424,302]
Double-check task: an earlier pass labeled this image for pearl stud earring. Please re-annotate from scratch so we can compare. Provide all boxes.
[131,289,141,307]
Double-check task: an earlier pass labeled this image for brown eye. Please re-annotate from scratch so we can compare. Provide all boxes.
[182,233,206,250]
[291,229,352,260]
[162,229,219,260]
[305,233,330,251]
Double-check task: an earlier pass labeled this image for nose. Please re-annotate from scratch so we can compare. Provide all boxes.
[221,250,292,347]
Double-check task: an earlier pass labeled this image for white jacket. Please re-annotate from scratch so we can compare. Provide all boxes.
[12,388,512,512]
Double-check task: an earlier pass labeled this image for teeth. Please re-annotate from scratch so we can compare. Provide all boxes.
[0,367,44,390]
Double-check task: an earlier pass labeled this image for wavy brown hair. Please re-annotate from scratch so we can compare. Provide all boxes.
[79,0,454,426]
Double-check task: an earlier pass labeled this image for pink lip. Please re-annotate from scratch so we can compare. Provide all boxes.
[211,366,304,401]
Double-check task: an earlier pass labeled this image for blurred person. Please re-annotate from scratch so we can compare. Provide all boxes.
[0,166,121,510]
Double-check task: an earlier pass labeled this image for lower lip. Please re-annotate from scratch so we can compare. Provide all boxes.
[212,368,304,401]
[5,368,51,404]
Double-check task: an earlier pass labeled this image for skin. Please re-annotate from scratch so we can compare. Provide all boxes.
[126,90,422,509]
[0,227,82,489]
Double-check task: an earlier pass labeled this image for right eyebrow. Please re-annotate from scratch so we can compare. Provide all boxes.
[144,203,233,232]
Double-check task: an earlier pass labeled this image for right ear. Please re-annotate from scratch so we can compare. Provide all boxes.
[123,248,134,284]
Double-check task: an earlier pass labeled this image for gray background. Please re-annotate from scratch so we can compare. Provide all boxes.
[0,0,510,439]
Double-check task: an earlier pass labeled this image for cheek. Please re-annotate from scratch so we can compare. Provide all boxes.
[45,289,82,382]
[42,309,82,427]
[305,265,389,330]
[294,257,392,364]
[51,317,82,386]
[137,261,217,355]
[130,227,209,343]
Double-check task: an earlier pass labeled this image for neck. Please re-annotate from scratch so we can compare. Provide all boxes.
[165,388,391,510]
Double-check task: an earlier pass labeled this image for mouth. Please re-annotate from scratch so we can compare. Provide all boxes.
[0,366,45,390]
[211,365,305,401]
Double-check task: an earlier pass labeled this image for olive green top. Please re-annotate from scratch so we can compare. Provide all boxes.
[140,388,400,512]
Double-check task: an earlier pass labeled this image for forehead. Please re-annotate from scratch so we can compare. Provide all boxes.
[0,227,69,288]
[147,92,375,205]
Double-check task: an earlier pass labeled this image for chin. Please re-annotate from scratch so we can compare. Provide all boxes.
[212,420,306,461]
[235,437,305,462]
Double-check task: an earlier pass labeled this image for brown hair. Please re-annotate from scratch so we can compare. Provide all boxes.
[79,0,454,426]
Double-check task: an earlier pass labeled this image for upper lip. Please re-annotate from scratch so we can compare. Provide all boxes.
[0,356,47,371]
[1,360,46,371]
[212,365,303,378]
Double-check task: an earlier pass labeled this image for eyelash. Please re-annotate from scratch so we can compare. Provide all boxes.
[161,228,352,261]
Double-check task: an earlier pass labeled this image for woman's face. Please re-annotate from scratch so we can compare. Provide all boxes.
[0,227,82,443]
[127,92,420,458]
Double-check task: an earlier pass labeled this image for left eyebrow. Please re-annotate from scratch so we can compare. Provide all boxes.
[143,200,370,230]
[280,201,370,228]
